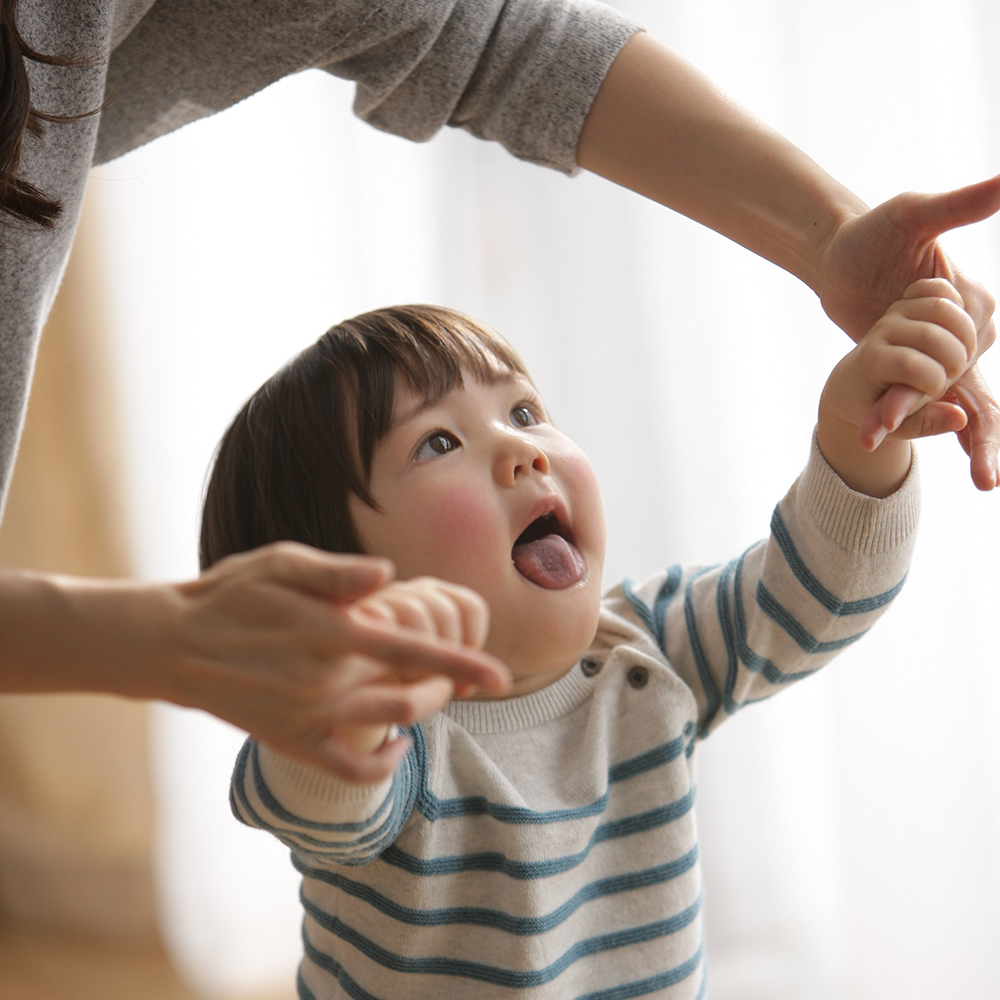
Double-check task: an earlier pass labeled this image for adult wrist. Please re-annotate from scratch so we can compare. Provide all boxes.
[0,571,181,701]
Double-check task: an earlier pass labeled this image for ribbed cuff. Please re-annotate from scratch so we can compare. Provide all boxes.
[257,740,394,814]
[799,430,920,555]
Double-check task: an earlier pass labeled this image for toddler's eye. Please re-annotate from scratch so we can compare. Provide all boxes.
[414,431,460,462]
[510,404,538,428]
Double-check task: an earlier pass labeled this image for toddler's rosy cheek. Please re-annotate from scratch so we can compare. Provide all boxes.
[425,488,502,570]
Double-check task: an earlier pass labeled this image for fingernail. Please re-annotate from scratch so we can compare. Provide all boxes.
[869,426,888,450]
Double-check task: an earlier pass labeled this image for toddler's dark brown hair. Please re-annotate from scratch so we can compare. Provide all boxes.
[199,305,528,570]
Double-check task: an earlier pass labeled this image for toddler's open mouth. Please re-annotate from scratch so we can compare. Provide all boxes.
[511,512,586,589]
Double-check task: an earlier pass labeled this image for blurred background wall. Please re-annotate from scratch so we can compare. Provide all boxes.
[0,196,292,1000]
[3,0,1000,997]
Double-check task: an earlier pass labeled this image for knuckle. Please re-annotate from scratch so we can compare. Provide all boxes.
[920,277,957,300]
[930,367,950,396]
[260,541,301,572]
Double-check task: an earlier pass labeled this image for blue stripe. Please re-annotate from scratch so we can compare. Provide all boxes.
[624,565,692,658]
[302,932,703,1000]
[608,733,685,783]
[230,740,416,861]
[685,568,721,733]
[302,892,703,987]
[575,941,703,999]
[695,960,708,1000]
[715,557,742,718]
[247,741,395,833]
[622,578,656,636]
[302,929,380,1000]
[296,969,317,1000]
[294,846,699,934]
[382,788,696,878]
[232,741,391,852]
[732,551,825,688]
[414,724,686,825]
[770,506,906,614]
[756,581,868,653]
[653,564,685,652]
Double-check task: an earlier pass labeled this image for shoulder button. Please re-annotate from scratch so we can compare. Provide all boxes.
[581,659,601,677]
[627,665,649,689]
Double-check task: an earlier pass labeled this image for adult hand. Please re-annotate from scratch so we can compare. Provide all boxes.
[818,278,974,498]
[818,175,1000,489]
[166,544,508,782]
[0,543,510,784]
[302,575,492,780]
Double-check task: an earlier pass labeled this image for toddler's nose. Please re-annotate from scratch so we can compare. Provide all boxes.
[495,433,549,484]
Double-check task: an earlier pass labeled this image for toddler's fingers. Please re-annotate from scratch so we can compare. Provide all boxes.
[331,676,456,727]
[887,298,977,368]
[421,578,490,649]
[351,597,398,626]
[900,277,964,307]
[404,580,466,644]
[380,593,437,636]
[347,617,509,692]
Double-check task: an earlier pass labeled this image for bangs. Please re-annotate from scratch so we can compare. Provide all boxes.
[199,304,529,571]
[317,305,529,486]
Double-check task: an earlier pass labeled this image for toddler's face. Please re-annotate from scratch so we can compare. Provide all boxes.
[349,373,606,695]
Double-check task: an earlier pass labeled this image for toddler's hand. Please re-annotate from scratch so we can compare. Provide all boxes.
[350,577,490,654]
[327,578,491,774]
[818,278,976,497]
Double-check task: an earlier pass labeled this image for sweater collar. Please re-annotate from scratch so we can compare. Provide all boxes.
[445,660,597,734]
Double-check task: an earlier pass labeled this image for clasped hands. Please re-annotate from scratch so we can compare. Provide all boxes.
[818,174,1000,490]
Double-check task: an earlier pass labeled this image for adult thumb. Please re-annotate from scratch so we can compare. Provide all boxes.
[317,554,395,600]
[894,174,1000,243]
[243,543,395,600]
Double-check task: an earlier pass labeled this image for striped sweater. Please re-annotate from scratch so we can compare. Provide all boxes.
[231,437,920,999]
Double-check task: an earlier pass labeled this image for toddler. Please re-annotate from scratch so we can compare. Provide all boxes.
[208,282,974,999]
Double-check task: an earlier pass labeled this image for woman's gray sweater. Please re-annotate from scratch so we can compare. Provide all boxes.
[0,0,639,510]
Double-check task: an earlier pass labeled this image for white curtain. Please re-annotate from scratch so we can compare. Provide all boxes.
[91,0,1000,995]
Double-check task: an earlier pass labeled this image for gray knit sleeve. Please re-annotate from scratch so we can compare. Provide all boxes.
[330,0,643,173]
[96,0,642,172]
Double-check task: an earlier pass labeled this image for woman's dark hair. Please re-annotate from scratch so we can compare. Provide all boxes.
[199,305,529,570]
[1,0,99,228]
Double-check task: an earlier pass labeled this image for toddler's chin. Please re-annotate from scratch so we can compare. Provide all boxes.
[489,611,602,695]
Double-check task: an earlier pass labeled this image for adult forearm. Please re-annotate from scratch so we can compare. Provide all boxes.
[0,572,176,699]
[576,32,865,292]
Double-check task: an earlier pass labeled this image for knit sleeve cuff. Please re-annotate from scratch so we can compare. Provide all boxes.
[797,429,920,555]
[256,737,395,824]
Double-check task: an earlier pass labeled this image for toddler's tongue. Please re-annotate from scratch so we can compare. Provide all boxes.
[512,534,586,589]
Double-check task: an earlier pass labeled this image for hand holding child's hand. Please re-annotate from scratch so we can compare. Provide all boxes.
[326,577,491,778]
[818,177,1000,490]
[167,546,505,784]
[818,278,976,498]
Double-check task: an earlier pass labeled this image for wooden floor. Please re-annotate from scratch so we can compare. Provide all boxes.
[0,923,296,1000]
